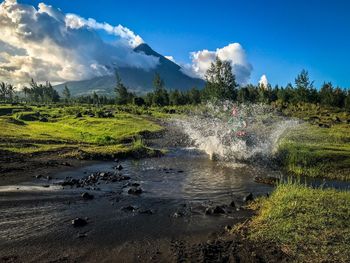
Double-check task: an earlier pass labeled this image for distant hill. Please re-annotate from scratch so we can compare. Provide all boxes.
[55,43,205,96]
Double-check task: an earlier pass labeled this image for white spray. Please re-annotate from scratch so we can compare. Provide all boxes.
[174,102,299,162]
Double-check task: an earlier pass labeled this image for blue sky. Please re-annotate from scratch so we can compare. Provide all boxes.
[18,0,350,88]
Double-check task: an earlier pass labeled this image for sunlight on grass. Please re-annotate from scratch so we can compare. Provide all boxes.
[248,183,350,262]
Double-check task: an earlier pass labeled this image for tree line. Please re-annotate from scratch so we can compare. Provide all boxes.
[1,57,350,110]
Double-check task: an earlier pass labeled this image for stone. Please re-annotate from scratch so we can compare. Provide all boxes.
[72,218,87,227]
[205,208,213,215]
[81,192,94,200]
[139,209,154,215]
[230,200,236,208]
[254,176,280,186]
[114,165,123,171]
[243,193,254,203]
[213,206,226,214]
[122,205,137,212]
[128,187,143,195]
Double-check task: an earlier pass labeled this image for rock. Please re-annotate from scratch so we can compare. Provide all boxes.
[243,193,254,203]
[130,183,140,187]
[77,233,87,238]
[139,209,154,215]
[42,185,50,188]
[213,206,226,214]
[177,170,184,173]
[114,158,119,163]
[224,225,232,232]
[128,187,143,195]
[72,218,87,227]
[114,165,123,171]
[205,208,214,215]
[35,174,43,179]
[122,205,137,212]
[39,117,48,122]
[75,112,83,118]
[254,176,280,186]
[81,192,94,200]
[318,123,331,128]
[46,175,52,180]
[230,200,236,208]
[172,211,184,218]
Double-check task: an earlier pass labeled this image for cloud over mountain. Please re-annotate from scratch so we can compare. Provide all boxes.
[0,0,158,86]
[184,43,253,85]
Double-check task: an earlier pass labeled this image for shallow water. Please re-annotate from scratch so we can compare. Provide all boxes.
[0,147,349,261]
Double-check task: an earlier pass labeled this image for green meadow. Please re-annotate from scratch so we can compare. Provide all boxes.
[0,105,164,159]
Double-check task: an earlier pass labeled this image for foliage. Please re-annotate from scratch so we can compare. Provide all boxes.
[202,57,238,101]
[115,71,135,105]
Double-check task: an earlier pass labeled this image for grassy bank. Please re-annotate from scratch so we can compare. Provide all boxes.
[247,183,350,262]
[277,123,350,181]
[276,103,350,181]
[0,104,165,159]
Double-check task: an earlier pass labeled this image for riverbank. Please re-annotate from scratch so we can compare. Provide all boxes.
[0,105,167,184]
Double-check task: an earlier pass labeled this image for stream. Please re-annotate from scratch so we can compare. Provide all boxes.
[0,113,349,262]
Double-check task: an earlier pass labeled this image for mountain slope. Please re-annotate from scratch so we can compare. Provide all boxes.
[55,43,205,96]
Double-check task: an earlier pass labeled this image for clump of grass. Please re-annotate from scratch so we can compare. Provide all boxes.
[248,182,350,262]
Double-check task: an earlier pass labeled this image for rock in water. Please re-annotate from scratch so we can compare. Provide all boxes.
[243,193,254,203]
[122,205,137,212]
[213,206,226,214]
[128,187,143,195]
[205,208,214,215]
[254,176,280,186]
[114,165,123,171]
[72,218,87,227]
[81,192,94,200]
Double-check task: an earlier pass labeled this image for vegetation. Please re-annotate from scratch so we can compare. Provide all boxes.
[247,182,350,262]
[276,103,350,181]
[0,105,163,159]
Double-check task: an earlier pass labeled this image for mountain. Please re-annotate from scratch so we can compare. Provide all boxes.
[55,43,205,96]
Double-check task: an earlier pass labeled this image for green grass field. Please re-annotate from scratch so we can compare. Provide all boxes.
[0,105,164,159]
[247,183,350,262]
[277,123,350,181]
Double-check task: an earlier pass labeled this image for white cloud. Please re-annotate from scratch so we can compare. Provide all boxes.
[0,0,158,86]
[259,74,269,89]
[184,43,253,84]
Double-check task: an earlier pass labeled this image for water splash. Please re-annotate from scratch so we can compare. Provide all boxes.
[174,102,299,162]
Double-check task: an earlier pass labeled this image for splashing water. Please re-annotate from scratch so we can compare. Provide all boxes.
[174,102,299,162]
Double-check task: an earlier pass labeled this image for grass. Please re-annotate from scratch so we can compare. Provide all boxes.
[247,182,350,262]
[0,104,164,159]
[276,103,350,181]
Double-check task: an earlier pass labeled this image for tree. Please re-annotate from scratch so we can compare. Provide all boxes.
[203,57,238,101]
[152,73,169,106]
[115,71,133,105]
[319,82,334,106]
[294,69,316,103]
[187,87,201,104]
[63,85,71,103]
[0,82,6,101]
[23,86,30,102]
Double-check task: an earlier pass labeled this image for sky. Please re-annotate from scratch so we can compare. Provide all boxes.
[1,0,350,88]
